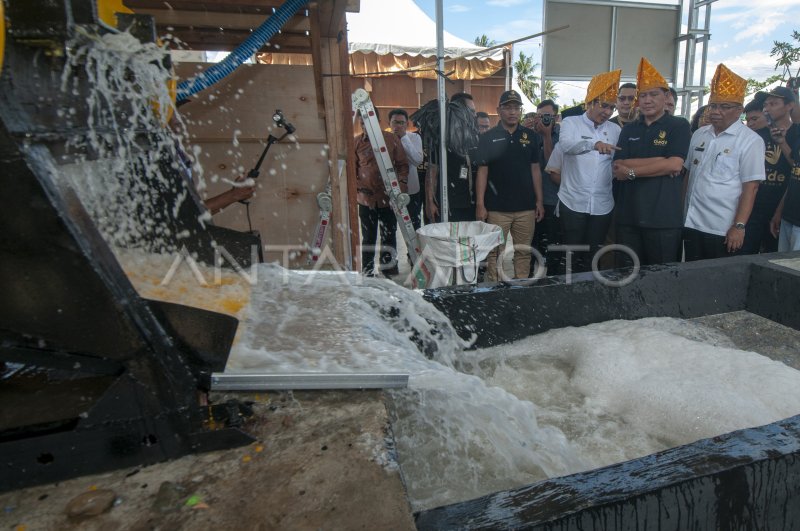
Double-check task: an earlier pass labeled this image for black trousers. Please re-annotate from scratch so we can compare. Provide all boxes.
[531,203,565,275]
[558,202,612,273]
[616,224,682,267]
[683,227,730,261]
[741,208,779,254]
[359,204,397,274]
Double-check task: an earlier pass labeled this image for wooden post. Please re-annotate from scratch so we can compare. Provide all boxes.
[316,9,358,271]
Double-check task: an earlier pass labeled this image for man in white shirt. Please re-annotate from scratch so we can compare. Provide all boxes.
[557,69,622,272]
[683,64,765,260]
[389,109,424,232]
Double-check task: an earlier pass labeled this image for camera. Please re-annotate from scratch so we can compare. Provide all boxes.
[272,109,296,134]
[540,113,554,126]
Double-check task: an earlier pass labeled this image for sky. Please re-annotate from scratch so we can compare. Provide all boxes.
[412,0,800,107]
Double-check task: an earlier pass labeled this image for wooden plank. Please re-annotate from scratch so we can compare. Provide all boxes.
[174,63,330,268]
[125,0,295,13]
[319,22,353,267]
[165,28,310,53]
[195,141,330,268]
[131,9,310,31]
[335,16,360,272]
[309,5,326,118]
[175,63,325,140]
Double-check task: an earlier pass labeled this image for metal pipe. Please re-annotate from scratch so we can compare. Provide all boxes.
[436,0,448,223]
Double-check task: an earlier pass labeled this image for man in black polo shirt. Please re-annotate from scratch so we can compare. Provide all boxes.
[612,57,691,266]
[742,86,798,253]
[476,90,544,280]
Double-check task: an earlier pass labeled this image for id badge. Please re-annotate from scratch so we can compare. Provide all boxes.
[459,165,468,180]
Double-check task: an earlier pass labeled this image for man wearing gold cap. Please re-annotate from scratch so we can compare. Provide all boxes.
[556,69,622,272]
[683,64,765,260]
[612,58,692,266]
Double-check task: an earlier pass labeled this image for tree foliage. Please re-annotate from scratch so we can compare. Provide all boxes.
[770,30,800,82]
[746,74,784,93]
[474,35,496,47]
[513,51,558,105]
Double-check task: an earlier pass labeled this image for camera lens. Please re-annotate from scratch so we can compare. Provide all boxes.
[541,114,552,126]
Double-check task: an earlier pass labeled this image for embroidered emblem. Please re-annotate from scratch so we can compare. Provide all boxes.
[653,130,668,146]
[765,143,781,165]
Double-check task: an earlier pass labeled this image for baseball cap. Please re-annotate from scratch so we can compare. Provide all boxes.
[499,90,523,106]
[767,86,796,103]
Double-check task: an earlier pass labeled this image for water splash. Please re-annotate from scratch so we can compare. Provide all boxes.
[58,29,201,253]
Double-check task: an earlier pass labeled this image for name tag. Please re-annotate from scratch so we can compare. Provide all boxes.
[459,165,468,180]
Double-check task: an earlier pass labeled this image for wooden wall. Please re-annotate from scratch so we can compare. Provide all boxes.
[175,63,334,268]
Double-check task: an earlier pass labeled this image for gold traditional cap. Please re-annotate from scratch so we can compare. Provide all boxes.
[585,69,621,104]
[709,63,747,105]
[636,57,668,92]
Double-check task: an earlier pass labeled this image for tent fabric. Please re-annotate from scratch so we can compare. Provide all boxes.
[348,50,504,80]
[347,0,496,51]
[346,0,504,80]
[348,42,501,61]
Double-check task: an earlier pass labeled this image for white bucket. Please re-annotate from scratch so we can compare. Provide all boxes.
[415,221,504,288]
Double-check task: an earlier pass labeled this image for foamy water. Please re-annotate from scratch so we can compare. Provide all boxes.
[214,264,800,511]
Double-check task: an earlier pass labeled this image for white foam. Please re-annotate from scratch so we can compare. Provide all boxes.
[227,274,800,510]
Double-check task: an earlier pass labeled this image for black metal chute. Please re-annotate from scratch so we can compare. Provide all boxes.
[0,0,258,493]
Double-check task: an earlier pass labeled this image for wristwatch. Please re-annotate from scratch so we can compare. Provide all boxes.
[627,168,636,181]
[733,222,746,230]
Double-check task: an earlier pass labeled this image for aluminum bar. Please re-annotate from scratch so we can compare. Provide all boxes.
[210,372,409,391]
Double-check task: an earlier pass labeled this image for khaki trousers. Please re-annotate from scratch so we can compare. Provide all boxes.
[486,210,536,281]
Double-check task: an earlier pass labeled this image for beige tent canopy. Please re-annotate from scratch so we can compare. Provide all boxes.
[346,0,504,80]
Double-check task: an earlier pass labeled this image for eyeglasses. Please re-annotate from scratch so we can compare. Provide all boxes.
[500,104,522,112]
[390,120,407,125]
[708,103,741,111]
[618,95,635,102]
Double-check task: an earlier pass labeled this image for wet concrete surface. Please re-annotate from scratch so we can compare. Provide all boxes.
[693,310,800,370]
[0,390,415,531]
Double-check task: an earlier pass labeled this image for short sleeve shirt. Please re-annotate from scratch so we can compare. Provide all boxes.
[784,141,800,226]
[752,124,799,215]
[614,113,692,228]
[476,124,540,212]
[683,122,766,236]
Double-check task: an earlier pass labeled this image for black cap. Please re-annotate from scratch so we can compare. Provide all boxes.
[752,91,768,107]
[499,90,523,106]
[766,86,795,103]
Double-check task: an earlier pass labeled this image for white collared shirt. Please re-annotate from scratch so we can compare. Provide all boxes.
[684,121,765,236]
[399,132,424,194]
[557,113,621,215]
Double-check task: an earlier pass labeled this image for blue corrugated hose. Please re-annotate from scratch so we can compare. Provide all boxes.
[176,0,309,102]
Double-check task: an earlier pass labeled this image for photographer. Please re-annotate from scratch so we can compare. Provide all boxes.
[529,100,564,275]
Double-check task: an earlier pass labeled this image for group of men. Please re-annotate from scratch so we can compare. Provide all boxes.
[354,56,800,280]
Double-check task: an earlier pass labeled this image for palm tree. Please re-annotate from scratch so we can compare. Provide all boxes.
[474,35,496,47]
[514,51,539,102]
[513,51,558,104]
